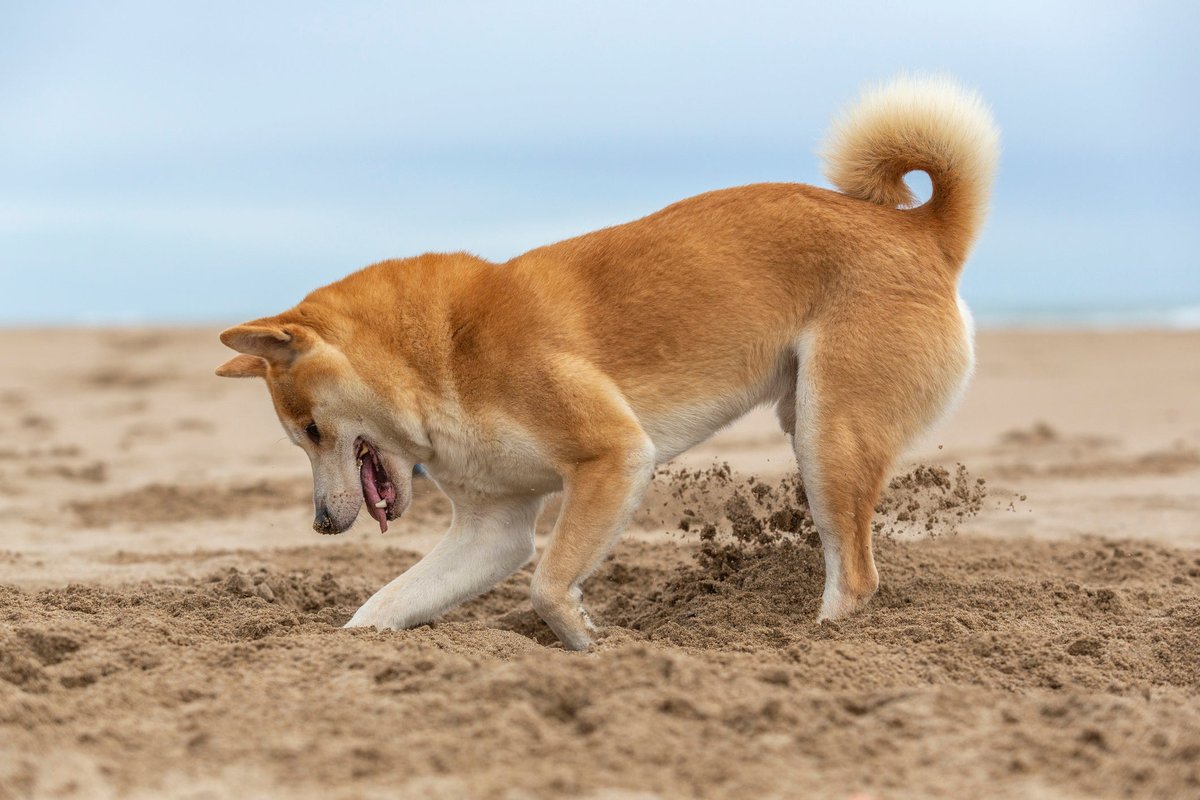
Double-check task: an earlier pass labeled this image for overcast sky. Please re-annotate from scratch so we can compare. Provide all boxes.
[1,1,1197,324]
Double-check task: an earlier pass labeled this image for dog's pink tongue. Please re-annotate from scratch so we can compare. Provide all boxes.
[360,456,388,534]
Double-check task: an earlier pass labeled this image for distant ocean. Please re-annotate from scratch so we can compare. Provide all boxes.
[971,305,1200,330]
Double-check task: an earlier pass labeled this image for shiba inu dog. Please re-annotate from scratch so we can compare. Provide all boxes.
[217,75,998,650]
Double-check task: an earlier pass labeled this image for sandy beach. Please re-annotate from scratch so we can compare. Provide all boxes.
[1,327,1198,799]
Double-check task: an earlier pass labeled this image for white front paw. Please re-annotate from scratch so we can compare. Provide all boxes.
[343,599,391,629]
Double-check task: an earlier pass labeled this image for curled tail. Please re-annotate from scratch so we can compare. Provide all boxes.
[822,75,1000,270]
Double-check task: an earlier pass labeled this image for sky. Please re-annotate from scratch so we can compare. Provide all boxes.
[1,1,1198,325]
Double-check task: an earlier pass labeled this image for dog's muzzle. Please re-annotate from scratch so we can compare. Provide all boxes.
[313,506,340,535]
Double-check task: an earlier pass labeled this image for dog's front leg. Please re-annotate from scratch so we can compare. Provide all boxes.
[531,441,656,650]
[344,493,543,631]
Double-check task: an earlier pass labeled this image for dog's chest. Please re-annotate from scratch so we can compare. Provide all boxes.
[426,416,563,496]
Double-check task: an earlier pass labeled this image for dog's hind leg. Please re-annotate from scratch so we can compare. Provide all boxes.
[344,493,544,631]
[791,331,890,621]
[796,418,888,621]
[792,316,971,620]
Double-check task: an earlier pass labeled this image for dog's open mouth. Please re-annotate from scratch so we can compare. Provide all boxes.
[356,437,398,533]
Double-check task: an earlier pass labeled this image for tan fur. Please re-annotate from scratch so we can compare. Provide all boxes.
[218,75,999,649]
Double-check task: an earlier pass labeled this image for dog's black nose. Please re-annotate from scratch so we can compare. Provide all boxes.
[313,507,338,535]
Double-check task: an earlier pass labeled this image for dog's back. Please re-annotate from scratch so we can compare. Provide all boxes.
[493,77,998,450]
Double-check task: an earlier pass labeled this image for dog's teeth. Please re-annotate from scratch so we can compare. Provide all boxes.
[374,500,387,509]
[358,443,370,458]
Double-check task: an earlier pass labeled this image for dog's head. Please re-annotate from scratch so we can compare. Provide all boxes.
[215,310,426,535]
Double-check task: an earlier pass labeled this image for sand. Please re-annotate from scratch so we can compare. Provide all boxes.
[1,327,1198,799]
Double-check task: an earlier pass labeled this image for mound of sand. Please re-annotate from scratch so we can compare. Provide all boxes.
[4,465,1199,799]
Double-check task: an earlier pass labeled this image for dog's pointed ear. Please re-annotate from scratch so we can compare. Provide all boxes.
[219,320,316,365]
[215,354,268,379]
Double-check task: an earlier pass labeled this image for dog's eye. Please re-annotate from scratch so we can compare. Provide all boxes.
[304,422,320,444]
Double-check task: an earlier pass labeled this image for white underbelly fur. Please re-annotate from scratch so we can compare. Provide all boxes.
[638,354,796,464]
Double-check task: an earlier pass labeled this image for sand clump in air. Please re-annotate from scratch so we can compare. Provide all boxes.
[641,461,988,581]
